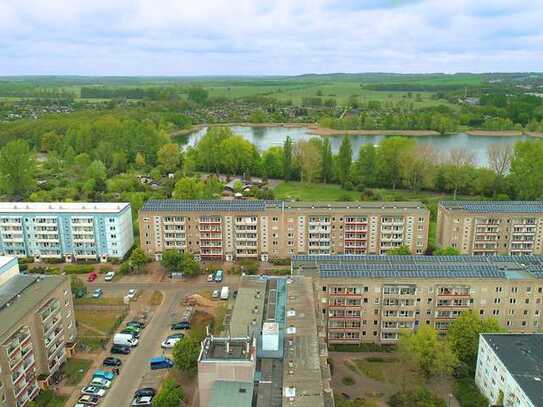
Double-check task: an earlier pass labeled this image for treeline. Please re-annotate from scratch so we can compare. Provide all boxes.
[80,86,178,100]
[363,83,476,92]
[0,82,75,98]
[184,127,543,200]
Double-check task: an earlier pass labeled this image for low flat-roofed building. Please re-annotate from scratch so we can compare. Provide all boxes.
[437,201,543,255]
[476,333,543,407]
[0,258,76,407]
[292,254,543,344]
[209,380,254,407]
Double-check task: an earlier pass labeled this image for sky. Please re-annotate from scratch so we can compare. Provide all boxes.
[1,0,542,76]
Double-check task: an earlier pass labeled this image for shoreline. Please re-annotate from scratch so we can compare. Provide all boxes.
[174,123,543,139]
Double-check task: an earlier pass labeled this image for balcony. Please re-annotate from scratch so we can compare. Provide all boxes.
[437,288,470,297]
[45,327,64,348]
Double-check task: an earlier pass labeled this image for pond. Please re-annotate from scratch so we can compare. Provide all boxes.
[182,126,531,166]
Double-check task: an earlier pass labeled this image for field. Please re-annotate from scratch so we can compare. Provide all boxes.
[75,308,126,336]
[61,358,93,386]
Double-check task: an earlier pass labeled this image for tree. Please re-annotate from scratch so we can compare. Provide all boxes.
[387,246,411,255]
[172,335,201,374]
[262,147,283,179]
[398,325,458,379]
[161,249,183,272]
[337,137,352,187]
[447,311,505,369]
[283,136,293,181]
[70,276,85,295]
[187,86,208,105]
[193,127,232,173]
[321,138,333,183]
[400,144,437,192]
[157,143,182,173]
[389,387,446,407]
[172,177,205,199]
[376,137,415,190]
[219,135,260,176]
[510,140,543,200]
[129,248,148,273]
[0,140,36,198]
[85,160,107,191]
[152,378,184,407]
[135,152,146,168]
[439,148,477,199]
[294,139,322,183]
[433,246,460,256]
[487,144,513,196]
[354,143,377,187]
[179,252,200,277]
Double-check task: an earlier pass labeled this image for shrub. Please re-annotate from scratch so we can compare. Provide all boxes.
[99,265,112,274]
[342,376,355,385]
[454,378,488,407]
[328,343,395,353]
[269,258,291,266]
[64,264,95,274]
[389,388,446,407]
[118,262,130,275]
[270,269,291,276]
[29,266,60,275]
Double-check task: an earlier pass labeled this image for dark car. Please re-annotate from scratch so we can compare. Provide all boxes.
[127,321,145,329]
[134,388,156,398]
[102,357,122,367]
[171,321,191,330]
[120,329,140,338]
[111,345,131,355]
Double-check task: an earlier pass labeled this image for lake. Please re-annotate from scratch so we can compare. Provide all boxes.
[183,126,531,166]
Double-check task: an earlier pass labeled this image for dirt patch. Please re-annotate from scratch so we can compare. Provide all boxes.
[465,130,523,137]
[310,128,440,137]
[185,293,217,308]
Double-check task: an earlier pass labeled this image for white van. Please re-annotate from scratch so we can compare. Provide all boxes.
[113,333,139,347]
[220,286,229,300]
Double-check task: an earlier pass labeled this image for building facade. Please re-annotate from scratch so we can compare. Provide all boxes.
[437,201,543,255]
[0,257,77,407]
[139,200,430,261]
[0,202,134,262]
[292,255,543,345]
[476,334,543,407]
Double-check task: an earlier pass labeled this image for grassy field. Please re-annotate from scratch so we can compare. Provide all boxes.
[62,358,92,386]
[75,309,126,336]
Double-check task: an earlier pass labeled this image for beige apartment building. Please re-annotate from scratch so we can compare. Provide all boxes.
[437,201,543,255]
[0,257,77,407]
[139,200,430,261]
[292,255,543,345]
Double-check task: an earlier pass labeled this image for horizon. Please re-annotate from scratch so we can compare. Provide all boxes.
[2,0,543,76]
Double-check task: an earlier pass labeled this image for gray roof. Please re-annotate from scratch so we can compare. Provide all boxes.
[440,201,543,213]
[292,255,543,280]
[0,274,67,339]
[209,381,254,407]
[481,334,543,406]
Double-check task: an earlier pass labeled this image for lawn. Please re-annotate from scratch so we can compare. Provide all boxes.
[274,182,360,201]
[75,297,125,306]
[61,358,92,386]
[31,390,67,407]
[75,309,126,336]
[346,356,422,387]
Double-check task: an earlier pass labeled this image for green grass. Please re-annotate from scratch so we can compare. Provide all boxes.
[75,297,124,306]
[75,309,126,335]
[61,358,92,386]
[274,182,360,201]
[32,390,67,407]
[77,337,105,352]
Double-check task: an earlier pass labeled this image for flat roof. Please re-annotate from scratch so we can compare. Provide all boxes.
[229,276,267,337]
[209,381,254,407]
[440,201,543,213]
[0,202,130,214]
[200,337,253,361]
[481,334,543,406]
[0,274,67,339]
[0,256,17,271]
[141,199,427,213]
[292,255,543,280]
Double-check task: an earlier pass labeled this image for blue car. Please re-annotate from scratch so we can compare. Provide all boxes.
[93,370,115,381]
[150,356,174,370]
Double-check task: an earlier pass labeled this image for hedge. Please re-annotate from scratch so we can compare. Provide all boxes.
[64,264,96,274]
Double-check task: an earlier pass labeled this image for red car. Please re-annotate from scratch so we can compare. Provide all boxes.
[87,272,98,282]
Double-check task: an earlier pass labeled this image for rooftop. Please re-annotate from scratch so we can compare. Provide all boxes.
[0,274,67,339]
[292,255,543,280]
[0,202,130,214]
[141,199,427,213]
[209,381,254,407]
[481,334,543,406]
[440,201,543,213]
[229,276,267,337]
[200,336,253,362]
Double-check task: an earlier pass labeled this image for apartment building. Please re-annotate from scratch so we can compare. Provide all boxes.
[437,201,543,255]
[0,257,77,407]
[291,255,543,345]
[197,275,333,407]
[476,334,543,407]
[139,200,429,261]
[0,202,134,262]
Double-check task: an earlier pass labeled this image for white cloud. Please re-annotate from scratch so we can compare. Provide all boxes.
[0,0,542,74]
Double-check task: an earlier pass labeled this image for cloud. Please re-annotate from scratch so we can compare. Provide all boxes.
[0,0,542,75]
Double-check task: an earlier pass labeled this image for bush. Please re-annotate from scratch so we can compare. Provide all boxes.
[389,388,446,407]
[454,378,488,407]
[99,265,112,274]
[29,266,60,275]
[328,343,395,353]
[64,264,95,274]
[270,269,291,276]
[342,376,355,385]
[269,258,291,266]
[118,262,130,275]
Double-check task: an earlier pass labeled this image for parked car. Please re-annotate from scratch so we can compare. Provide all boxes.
[233,290,238,298]
[87,272,98,282]
[150,356,174,370]
[127,288,137,299]
[123,325,141,335]
[207,273,214,282]
[131,396,153,406]
[81,386,106,397]
[134,388,156,398]
[93,370,115,381]
[127,320,145,329]
[75,287,87,298]
[161,334,184,349]
[113,333,139,346]
[171,321,191,330]
[104,271,115,281]
[111,344,131,355]
[77,395,100,406]
[90,377,112,388]
[212,289,220,299]
[120,329,140,339]
[92,288,103,299]
[102,357,122,367]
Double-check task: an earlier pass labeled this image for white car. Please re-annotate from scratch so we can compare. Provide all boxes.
[81,385,107,397]
[90,377,112,388]
[127,289,137,299]
[132,396,153,406]
[104,271,116,281]
[212,289,220,299]
[207,273,214,282]
[77,395,100,406]
[161,334,184,349]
